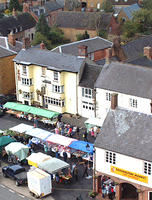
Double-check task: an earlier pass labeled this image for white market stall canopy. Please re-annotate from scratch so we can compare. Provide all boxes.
[25,128,53,141]
[0,130,4,134]
[85,117,105,128]
[46,134,77,147]
[38,158,69,174]
[9,123,34,134]
[27,152,52,168]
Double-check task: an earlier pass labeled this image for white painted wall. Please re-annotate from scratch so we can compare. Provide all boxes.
[96,88,151,119]
[95,147,152,187]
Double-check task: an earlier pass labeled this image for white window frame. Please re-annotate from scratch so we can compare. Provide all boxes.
[106,92,111,101]
[53,71,59,82]
[22,65,27,76]
[22,92,33,99]
[21,78,32,86]
[42,67,46,76]
[129,98,137,108]
[45,96,65,107]
[52,85,64,93]
[82,101,94,111]
[144,161,151,175]
[82,88,92,98]
[105,151,116,164]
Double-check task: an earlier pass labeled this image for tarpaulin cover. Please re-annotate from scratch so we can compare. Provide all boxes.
[38,158,69,174]
[9,123,34,133]
[27,152,52,168]
[69,141,94,154]
[46,134,77,147]
[25,128,53,141]
[0,136,16,148]
[85,117,104,130]
[4,102,59,118]
[5,142,29,161]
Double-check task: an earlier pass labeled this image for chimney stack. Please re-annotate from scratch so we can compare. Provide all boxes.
[111,93,118,110]
[144,46,152,60]
[40,41,45,49]
[105,48,112,64]
[78,45,88,58]
[22,37,31,49]
[12,8,17,17]
[8,31,16,46]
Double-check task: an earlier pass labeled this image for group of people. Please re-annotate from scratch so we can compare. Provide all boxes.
[101,177,116,199]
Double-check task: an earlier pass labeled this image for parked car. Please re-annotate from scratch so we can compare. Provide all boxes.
[2,164,27,186]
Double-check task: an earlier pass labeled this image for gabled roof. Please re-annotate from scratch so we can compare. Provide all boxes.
[13,48,85,73]
[95,61,152,99]
[52,37,113,55]
[0,36,22,53]
[0,46,15,58]
[0,13,36,36]
[122,34,152,62]
[79,61,102,89]
[129,56,152,67]
[122,3,140,19]
[56,11,113,30]
[94,108,152,162]
[110,0,138,6]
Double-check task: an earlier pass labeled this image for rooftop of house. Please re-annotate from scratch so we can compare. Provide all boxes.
[95,61,152,99]
[122,34,152,62]
[14,48,85,73]
[0,13,36,36]
[56,11,113,30]
[94,108,152,162]
[0,46,16,58]
[52,37,113,56]
[129,56,152,67]
[121,3,140,19]
[0,36,22,53]
[110,0,138,6]
[79,61,102,89]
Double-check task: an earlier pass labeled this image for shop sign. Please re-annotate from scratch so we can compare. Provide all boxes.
[111,166,148,183]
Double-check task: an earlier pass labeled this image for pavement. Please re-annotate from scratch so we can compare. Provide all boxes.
[0,113,95,200]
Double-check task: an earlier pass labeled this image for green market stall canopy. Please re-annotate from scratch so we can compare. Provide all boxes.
[4,102,59,119]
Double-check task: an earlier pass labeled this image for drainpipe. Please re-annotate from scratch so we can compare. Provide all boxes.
[76,73,78,115]
[93,148,96,192]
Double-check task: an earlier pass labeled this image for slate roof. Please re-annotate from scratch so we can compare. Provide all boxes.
[79,62,102,89]
[122,34,152,62]
[95,61,152,99]
[0,13,36,36]
[122,3,140,19]
[13,48,85,72]
[56,11,113,30]
[94,108,152,162]
[0,36,22,53]
[52,37,113,55]
[129,56,152,67]
[0,46,15,58]
[110,0,138,5]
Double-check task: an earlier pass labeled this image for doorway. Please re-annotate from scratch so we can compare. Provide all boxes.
[121,183,138,200]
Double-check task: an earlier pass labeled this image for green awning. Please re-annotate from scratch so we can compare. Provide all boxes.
[4,102,59,119]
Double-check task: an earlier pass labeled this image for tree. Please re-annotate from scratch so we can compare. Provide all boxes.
[76,31,90,41]
[9,0,21,11]
[122,21,139,38]
[143,0,152,10]
[102,0,113,13]
[31,32,52,49]
[48,26,64,44]
[98,30,107,39]
[36,14,50,38]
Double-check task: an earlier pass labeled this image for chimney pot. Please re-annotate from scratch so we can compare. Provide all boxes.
[78,45,88,58]
[111,93,118,110]
[144,46,152,60]
[8,31,16,46]
[22,37,31,49]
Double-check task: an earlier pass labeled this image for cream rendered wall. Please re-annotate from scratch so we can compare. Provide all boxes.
[64,72,78,114]
[95,147,152,188]
[96,88,151,119]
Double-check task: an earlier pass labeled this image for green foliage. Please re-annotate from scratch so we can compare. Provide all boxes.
[102,0,113,13]
[143,0,152,10]
[9,0,22,11]
[36,14,50,37]
[122,21,138,38]
[76,31,90,41]
[48,26,64,44]
[98,29,108,39]
[31,32,52,49]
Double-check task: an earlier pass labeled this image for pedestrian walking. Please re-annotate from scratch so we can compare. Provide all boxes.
[83,129,88,142]
[71,162,76,176]
[73,166,79,181]
[44,143,48,154]
[63,149,68,162]
[82,162,88,178]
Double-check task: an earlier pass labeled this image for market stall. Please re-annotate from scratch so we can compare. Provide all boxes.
[85,117,103,132]
[27,152,52,167]
[5,142,29,161]
[9,123,34,134]
[38,157,69,174]
[0,136,16,149]
[46,134,77,158]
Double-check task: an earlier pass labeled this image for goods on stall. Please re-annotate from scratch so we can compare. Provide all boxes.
[27,168,52,198]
